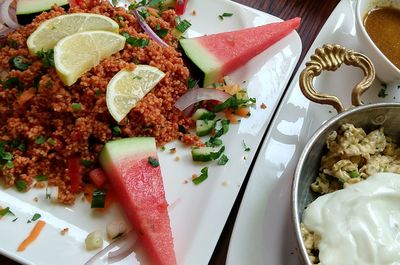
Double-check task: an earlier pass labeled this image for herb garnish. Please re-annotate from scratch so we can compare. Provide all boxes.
[16,179,28,192]
[122,32,149,48]
[218,154,229,165]
[10,56,30,71]
[4,77,23,90]
[155,24,168,38]
[112,125,121,135]
[0,207,15,217]
[212,95,256,112]
[148,156,160,167]
[175,19,191,33]
[71,103,82,111]
[35,135,46,145]
[31,213,41,222]
[242,140,250,152]
[91,189,107,208]
[193,167,209,185]
[219,12,233,20]
[35,174,47,182]
[37,49,55,68]
[188,77,197,89]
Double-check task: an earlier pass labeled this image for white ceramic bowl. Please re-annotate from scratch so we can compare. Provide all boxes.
[356,0,400,83]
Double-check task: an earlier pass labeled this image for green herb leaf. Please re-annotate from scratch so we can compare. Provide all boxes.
[242,140,250,152]
[16,179,28,192]
[35,174,47,182]
[71,103,82,111]
[148,156,160,167]
[35,135,46,145]
[210,145,225,160]
[10,56,30,71]
[219,12,233,20]
[47,138,56,146]
[112,125,121,135]
[155,28,168,38]
[212,95,255,112]
[5,160,14,169]
[4,77,23,90]
[31,213,41,221]
[91,189,107,208]
[188,77,197,89]
[122,32,150,47]
[36,49,55,68]
[218,154,229,165]
[0,207,15,217]
[80,160,93,168]
[175,19,191,33]
[349,171,359,178]
[193,167,209,185]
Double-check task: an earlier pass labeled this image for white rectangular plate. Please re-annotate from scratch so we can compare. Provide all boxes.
[226,0,400,264]
[0,0,301,264]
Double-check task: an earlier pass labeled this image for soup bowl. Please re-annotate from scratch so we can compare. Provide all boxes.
[291,44,400,264]
[355,0,400,83]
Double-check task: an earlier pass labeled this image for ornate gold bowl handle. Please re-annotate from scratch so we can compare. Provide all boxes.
[299,44,375,113]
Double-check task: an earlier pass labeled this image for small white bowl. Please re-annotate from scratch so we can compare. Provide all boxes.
[356,0,400,84]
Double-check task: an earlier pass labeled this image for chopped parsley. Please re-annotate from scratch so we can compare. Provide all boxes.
[219,12,233,20]
[71,103,82,111]
[37,49,55,68]
[31,213,41,222]
[10,56,30,71]
[35,174,47,182]
[242,140,250,152]
[80,160,93,168]
[4,77,23,90]
[155,24,168,38]
[378,84,388,98]
[138,8,150,19]
[128,0,147,9]
[192,167,208,185]
[95,88,102,96]
[5,161,14,169]
[122,32,149,48]
[218,154,229,165]
[212,95,256,112]
[35,135,46,145]
[148,156,160,167]
[112,125,121,135]
[47,138,56,146]
[175,19,191,33]
[16,179,28,192]
[0,207,14,217]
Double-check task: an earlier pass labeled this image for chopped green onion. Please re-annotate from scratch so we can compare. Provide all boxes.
[16,179,28,192]
[155,24,169,38]
[31,213,41,221]
[122,32,150,48]
[193,167,209,185]
[35,135,46,145]
[219,12,233,20]
[175,19,191,33]
[71,103,82,111]
[35,174,47,182]
[91,189,107,208]
[148,156,160,167]
[218,154,229,165]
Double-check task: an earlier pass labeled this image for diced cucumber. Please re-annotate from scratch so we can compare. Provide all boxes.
[192,108,216,121]
[191,146,225,162]
[196,119,216,136]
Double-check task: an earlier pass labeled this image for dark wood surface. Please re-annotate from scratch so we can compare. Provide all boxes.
[0,0,340,264]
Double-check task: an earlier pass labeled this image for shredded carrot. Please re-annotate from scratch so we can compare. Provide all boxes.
[224,109,238,124]
[16,88,35,106]
[17,220,46,252]
[235,107,250,117]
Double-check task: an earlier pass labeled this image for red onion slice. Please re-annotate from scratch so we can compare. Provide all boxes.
[84,230,138,265]
[174,88,231,111]
[132,7,169,47]
[1,0,19,29]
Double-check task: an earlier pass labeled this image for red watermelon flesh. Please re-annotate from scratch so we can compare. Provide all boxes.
[179,17,301,87]
[99,137,176,265]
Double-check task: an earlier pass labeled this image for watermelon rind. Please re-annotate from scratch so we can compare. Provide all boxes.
[179,38,221,87]
[99,137,156,167]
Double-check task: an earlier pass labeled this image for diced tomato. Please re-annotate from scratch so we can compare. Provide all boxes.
[175,0,188,15]
[89,168,108,188]
[68,156,81,193]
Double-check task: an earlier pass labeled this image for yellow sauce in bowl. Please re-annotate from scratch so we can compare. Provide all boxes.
[364,7,400,69]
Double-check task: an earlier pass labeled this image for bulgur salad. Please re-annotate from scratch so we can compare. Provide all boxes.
[302,123,400,264]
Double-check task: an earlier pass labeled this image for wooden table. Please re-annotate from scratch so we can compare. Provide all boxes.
[0,0,340,264]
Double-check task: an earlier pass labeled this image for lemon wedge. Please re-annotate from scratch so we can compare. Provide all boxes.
[54,30,125,86]
[27,13,119,54]
[106,65,166,123]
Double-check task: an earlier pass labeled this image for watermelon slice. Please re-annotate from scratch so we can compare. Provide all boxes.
[179,17,301,87]
[99,137,176,265]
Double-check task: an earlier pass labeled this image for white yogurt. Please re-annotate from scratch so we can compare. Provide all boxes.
[303,172,400,265]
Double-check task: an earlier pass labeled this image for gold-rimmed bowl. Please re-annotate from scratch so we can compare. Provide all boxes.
[291,44,400,264]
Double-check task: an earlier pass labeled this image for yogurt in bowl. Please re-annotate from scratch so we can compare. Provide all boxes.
[356,0,400,84]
